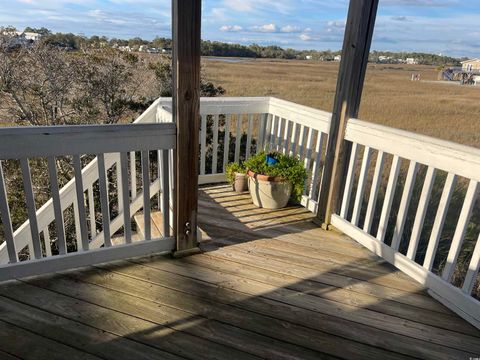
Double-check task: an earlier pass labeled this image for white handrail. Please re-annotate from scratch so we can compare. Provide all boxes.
[345,118,480,182]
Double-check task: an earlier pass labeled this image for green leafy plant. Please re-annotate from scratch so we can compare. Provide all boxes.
[225,162,246,185]
[244,151,308,202]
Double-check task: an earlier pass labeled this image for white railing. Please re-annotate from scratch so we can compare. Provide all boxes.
[0,99,171,264]
[0,97,330,270]
[156,97,332,212]
[331,119,480,328]
[1,96,478,330]
[268,98,331,212]
[0,121,175,281]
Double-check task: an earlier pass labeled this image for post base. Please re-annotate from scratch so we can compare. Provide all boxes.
[172,247,202,258]
[312,217,334,231]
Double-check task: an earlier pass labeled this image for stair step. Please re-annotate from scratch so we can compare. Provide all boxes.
[134,211,171,240]
[110,233,141,246]
[134,211,209,243]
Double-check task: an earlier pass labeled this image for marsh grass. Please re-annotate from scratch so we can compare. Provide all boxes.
[204,59,480,147]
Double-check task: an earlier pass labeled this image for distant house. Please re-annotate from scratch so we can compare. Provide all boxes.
[461,58,480,72]
[378,55,392,63]
[406,58,418,65]
[118,45,132,52]
[2,30,42,48]
[305,55,313,60]
[334,55,341,62]
[139,45,148,52]
[21,32,42,42]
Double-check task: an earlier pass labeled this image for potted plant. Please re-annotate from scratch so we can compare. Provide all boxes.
[226,162,248,192]
[244,151,307,209]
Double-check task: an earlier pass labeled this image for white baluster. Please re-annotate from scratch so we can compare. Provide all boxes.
[376,155,401,242]
[340,143,359,219]
[391,161,419,251]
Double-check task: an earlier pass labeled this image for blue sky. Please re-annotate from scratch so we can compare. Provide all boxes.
[1,0,479,57]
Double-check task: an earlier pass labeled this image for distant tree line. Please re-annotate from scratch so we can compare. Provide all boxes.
[6,27,463,66]
[201,41,303,59]
[369,50,461,66]
[21,27,173,52]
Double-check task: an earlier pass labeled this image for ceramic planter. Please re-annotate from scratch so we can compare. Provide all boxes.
[233,172,248,192]
[247,170,292,209]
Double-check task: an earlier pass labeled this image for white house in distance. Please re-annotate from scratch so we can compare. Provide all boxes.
[461,58,480,72]
[334,55,341,62]
[118,45,132,52]
[406,58,418,65]
[20,31,42,42]
[378,55,391,62]
[2,30,42,48]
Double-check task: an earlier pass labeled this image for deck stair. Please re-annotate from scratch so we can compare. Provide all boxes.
[135,210,210,243]
[134,211,172,240]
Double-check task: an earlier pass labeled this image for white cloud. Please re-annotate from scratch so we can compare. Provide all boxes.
[382,0,458,6]
[371,14,480,57]
[211,7,224,15]
[325,19,346,35]
[299,33,312,41]
[204,7,229,24]
[223,0,253,12]
[391,16,408,21]
[14,0,96,7]
[327,20,346,28]
[108,0,168,3]
[251,23,276,32]
[223,0,291,14]
[280,25,300,33]
[88,9,104,20]
[219,25,243,32]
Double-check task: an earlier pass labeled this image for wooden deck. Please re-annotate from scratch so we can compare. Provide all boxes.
[0,184,478,359]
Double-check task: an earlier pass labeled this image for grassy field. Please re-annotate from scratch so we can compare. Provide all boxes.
[203,59,480,148]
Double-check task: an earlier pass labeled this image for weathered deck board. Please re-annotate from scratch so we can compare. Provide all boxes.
[0,294,181,360]
[132,254,480,353]
[194,250,472,334]
[113,256,477,359]
[0,318,101,360]
[0,184,478,359]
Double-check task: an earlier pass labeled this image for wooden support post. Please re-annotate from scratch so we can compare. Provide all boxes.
[172,0,202,255]
[316,0,379,228]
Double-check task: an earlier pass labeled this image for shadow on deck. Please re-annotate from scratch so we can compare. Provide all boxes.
[0,184,478,359]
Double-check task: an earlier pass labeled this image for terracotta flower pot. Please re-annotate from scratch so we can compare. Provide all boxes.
[247,170,292,209]
[233,172,248,192]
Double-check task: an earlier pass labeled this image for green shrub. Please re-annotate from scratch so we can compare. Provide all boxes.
[244,151,308,202]
[225,162,246,185]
